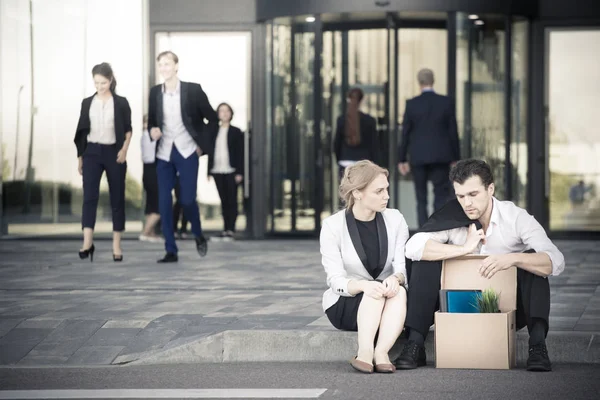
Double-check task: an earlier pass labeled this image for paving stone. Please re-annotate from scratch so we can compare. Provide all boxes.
[0,239,598,365]
[0,318,24,338]
[573,322,600,331]
[17,355,70,365]
[0,328,53,345]
[84,328,141,346]
[102,320,151,329]
[118,319,191,355]
[16,319,64,329]
[66,346,125,365]
[0,344,38,364]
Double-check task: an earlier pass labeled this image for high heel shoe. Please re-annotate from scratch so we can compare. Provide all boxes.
[79,244,95,262]
[113,254,123,262]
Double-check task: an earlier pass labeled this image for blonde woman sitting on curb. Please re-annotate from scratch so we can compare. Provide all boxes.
[320,160,409,374]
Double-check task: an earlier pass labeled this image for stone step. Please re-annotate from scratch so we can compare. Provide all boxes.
[116,330,600,366]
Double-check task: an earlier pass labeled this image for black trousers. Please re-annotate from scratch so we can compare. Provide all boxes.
[411,163,452,227]
[405,259,551,340]
[142,163,159,215]
[213,173,239,232]
[81,143,127,231]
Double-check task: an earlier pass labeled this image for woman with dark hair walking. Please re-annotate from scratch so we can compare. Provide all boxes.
[74,62,132,262]
[208,102,244,240]
[334,88,381,180]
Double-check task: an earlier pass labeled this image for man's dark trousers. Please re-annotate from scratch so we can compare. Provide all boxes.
[405,256,551,340]
[411,163,452,227]
[156,146,202,254]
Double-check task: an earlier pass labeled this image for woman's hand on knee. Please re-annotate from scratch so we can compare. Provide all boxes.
[361,281,386,300]
[382,276,402,298]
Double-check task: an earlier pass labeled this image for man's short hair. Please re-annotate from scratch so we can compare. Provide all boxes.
[417,68,434,86]
[449,159,495,188]
[156,51,179,64]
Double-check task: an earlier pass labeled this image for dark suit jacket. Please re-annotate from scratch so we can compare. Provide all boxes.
[405,199,481,282]
[334,112,381,165]
[73,94,132,158]
[147,81,218,156]
[207,125,245,176]
[397,91,460,166]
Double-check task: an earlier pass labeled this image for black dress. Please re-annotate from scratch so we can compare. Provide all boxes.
[325,217,381,331]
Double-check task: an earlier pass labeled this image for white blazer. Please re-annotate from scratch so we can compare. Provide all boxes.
[320,208,410,311]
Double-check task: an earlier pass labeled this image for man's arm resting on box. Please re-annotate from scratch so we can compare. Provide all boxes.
[479,252,552,279]
[407,224,484,261]
[420,238,471,261]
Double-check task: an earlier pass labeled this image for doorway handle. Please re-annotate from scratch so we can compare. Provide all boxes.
[244,123,250,199]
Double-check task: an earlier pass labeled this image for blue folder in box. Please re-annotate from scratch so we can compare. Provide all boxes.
[443,290,481,313]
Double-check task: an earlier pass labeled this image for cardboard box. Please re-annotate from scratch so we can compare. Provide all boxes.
[435,255,517,370]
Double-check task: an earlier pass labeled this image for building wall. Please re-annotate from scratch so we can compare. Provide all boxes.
[538,0,600,20]
[149,0,256,25]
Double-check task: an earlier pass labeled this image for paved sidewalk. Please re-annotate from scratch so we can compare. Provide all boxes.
[0,238,598,366]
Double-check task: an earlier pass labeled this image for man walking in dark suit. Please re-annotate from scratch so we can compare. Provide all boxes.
[148,51,218,263]
[397,68,460,227]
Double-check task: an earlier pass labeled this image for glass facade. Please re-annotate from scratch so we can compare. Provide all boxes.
[1,2,598,237]
[457,13,507,198]
[1,0,146,236]
[511,19,529,209]
[546,29,600,231]
[266,13,535,233]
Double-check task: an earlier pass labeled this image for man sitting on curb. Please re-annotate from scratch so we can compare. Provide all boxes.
[395,159,565,372]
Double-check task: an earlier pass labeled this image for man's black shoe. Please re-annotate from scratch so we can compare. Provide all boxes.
[157,252,178,263]
[195,235,208,257]
[394,340,426,369]
[526,343,552,372]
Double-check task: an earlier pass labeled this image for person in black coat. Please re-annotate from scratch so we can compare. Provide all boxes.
[148,51,218,263]
[334,88,382,179]
[208,103,244,240]
[74,62,132,262]
[397,68,460,227]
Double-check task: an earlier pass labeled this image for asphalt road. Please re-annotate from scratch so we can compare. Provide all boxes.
[0,362,598,399]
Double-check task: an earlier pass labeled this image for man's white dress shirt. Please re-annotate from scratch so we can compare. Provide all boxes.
[156,81,198,161]
[405,197,565,276]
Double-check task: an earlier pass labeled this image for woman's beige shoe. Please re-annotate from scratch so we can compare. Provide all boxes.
[350,357,374,374]
[374,363,396,373]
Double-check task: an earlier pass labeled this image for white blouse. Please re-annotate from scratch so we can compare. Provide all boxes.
[87,95,116,144]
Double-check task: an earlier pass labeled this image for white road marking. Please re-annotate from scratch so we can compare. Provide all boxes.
[0,388,327,399]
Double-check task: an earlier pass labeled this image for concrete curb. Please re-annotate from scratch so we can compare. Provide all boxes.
[122,330,600,366]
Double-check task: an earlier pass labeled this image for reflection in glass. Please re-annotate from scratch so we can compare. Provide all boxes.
[293,30,316,231]
[1,0,145,236]
[511,19,529,208]
[397,28,447,229]
[270,24,292,232]
[322,29,387,215]
[322,31,343,217]
[548,29,600,231]
[457,13,506,199]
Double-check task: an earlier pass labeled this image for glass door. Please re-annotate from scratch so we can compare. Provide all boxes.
[394,27,447,229]
[155,31,252,234]
[322,28,389,215]
[269,20,317,233]
[546,28,600,231]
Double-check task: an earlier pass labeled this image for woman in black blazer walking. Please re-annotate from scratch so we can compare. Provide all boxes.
[208,103,244,240]
[334,88,382,179]
[73,62,132,262]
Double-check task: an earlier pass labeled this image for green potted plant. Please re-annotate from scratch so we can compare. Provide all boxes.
[474,288,501,313]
